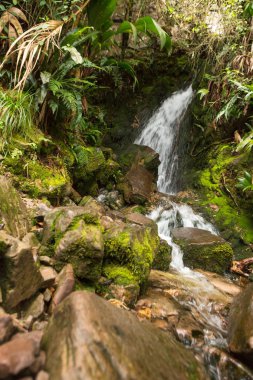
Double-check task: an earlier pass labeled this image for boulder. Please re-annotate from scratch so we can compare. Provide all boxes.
[41,202,105,281]
[171,228,233,274]
[54,219,104,280]
[228,283,253,365]
[42,291,208,380]
[104,222,159,284]
[120,163,154,204]
[120,144,160,178]
[0,176,30,239]
[0,231,43,309]
[0,331,43,379]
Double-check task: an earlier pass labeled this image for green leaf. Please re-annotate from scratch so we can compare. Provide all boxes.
[117,21,138,45]
[135,16,171,50]
[87,0,117,31]
[197,88,209,100]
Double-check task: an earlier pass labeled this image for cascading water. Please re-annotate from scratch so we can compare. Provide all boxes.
[135,85,193,194]
[135,85,217,273]
[134,86,230,357]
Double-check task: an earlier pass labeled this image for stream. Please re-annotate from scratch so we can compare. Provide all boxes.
[135,87,252,379]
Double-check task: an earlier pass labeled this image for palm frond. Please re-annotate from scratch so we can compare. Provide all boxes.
[0,20,64,90]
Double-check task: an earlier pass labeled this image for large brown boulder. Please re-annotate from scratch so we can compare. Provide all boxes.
[171,228,233,274]
[42,291,208,380]
[228,283,253,365]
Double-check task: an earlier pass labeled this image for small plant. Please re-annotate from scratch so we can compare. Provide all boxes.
[0,87,35,140]
[236,171,253,192]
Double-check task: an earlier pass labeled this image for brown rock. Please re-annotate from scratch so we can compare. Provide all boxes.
[0,313,16,344]
[39,266,57,288]
[42,291,208,380]
[228,283,253,364]
[50,264,75,312]
[0,331,42,378]
[122,164,154,204]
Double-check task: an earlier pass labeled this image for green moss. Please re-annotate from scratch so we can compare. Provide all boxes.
[152,240,172,271]
[194,143,253,258]
[104,227,159,283]
[4,156,70,200]
[103,264,137,286]
[176,239,233,274]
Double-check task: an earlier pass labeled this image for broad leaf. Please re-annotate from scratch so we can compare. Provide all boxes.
[87,0,117,31]
[135,16,171,50]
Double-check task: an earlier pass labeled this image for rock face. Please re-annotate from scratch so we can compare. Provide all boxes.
[42,291,208,380]
[0,231,43,309]
[228,283,253,365]
[0,176,30,239]
[171,227,233,274]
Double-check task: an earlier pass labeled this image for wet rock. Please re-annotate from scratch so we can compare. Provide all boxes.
[0,231,43,310]
[228,283,253,364]
[39,266,57,288]
[196,270,241,297]
[50,264,75,312]
[204,346,253,380]
[42,291,208,380]
[172,228,233,274]
[0,176,30,239]
[0,331,42,378]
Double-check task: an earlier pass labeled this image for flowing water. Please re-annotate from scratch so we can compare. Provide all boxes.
[134,87,237,377]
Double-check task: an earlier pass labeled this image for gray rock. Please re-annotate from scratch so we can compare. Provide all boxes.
[0,231,43,309]
[42,291,208,380]
[171,227,233,274]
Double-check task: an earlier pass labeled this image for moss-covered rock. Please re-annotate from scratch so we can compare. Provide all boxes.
[152,239,172,271]
[193,143,253,259]
[0,176,30,239]
[3,156,71,202]
[172,227,233,274]
[104,223,160,284]
[54,219,104,281]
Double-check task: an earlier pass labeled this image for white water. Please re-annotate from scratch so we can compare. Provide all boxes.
[135,85,193,193]
[135,86,218,273]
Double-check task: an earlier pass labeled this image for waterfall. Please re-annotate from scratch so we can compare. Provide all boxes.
[135,85,193,194]
[135,86,218,273]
